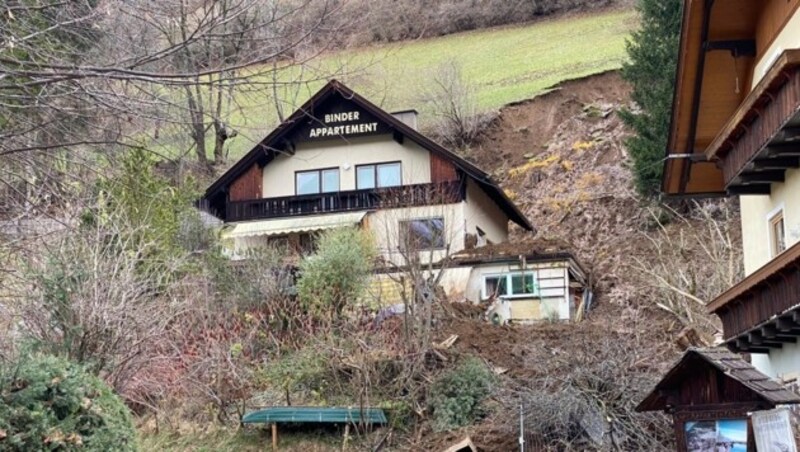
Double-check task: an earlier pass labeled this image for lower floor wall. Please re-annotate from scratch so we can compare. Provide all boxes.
[752,343,800,384]
[365,260,579,323]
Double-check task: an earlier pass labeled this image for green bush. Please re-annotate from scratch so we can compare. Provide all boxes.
[0,354,136,451]
[297,227,376,317]
[429,357,495,432]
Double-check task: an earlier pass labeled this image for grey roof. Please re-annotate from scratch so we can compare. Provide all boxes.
[637,347,800,412]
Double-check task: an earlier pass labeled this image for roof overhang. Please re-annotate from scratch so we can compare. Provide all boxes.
[222,211,367,239]
[663,0,762,197]
[708,240,800,352]
[637,347,800,413]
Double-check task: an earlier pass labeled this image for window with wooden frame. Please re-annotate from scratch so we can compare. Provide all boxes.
[770,210,787,257]
[400,217,445,250]
[295,168,340,195]
[356,162,402,189]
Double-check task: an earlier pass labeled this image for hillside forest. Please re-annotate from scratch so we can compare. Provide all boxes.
[0,1,742,451]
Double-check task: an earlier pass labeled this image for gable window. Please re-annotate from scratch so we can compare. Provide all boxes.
[476,227,488,247]
[296,168,340,195]
[356,162,402,189]
[482,272,538,299]
[400,217,445,250]
[770,210,786,257]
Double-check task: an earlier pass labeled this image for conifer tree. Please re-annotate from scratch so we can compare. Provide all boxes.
[621,0,683,198]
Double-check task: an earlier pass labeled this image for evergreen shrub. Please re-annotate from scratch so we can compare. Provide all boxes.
[429,357,495,431]
[0,354,136,451]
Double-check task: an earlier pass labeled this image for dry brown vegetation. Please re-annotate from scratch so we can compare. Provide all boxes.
[1,70,745,451]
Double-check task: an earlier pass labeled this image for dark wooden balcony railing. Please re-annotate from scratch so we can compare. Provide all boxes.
[709,241,800,353]
[704,50,800,194]
[226,181,463,222]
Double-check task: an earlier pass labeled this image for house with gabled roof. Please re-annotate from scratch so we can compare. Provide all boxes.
[200,80,588,322]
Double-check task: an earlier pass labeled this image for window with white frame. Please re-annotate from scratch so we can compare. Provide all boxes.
[770,210,786,257]
[482,272,538,299]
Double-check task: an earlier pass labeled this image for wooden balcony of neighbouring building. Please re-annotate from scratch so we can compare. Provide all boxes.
[705,49,800,195]
[225,180,464,222]
[708,241,800,354]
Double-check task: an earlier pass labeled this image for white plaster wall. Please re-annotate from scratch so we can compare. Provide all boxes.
[364,203,466,266]
[752,11,800,89]
[740,168,800,275]
[437,266,473,298]
[463,179,509,244]
[262,135,431,197]
[752,342,800,381]
[459,261,571,320]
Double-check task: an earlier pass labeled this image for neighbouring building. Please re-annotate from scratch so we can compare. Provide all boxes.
[446,239,590,323]
[200,80,589,322]
[663,1,800,387]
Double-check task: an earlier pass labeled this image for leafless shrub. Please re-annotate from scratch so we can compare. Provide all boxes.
[631,199,742,334]
[17,213,184,394]
[419,61,496,150]
[497,333,673,450]
[124,244,304,424]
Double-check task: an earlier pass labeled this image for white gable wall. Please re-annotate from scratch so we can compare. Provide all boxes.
[463,179,509,244]
[262,135,432,197]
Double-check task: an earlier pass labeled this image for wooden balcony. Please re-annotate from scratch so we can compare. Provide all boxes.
[226,181,463,222]
[705,50,800,195]
[709,241,800,354]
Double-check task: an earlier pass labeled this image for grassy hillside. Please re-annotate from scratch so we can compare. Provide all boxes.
[212,9,636,159]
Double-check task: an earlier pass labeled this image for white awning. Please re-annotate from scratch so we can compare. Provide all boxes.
[223,211,368,239]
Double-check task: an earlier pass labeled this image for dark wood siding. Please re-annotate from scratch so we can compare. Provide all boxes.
[721,66,800,186]
[227,181,462,222]
[229,164,262,202]
[711,241,800,346]
[430,153,458,183]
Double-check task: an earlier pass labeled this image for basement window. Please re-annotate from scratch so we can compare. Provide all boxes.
[770,210,786,257]
[482,272,538,300]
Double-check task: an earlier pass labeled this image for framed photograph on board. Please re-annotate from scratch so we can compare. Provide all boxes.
[685,419,747,452]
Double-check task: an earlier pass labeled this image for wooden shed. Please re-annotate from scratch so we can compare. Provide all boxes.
[637,348,800,451]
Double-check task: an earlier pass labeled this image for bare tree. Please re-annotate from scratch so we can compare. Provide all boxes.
[631,199,742,334]
[419,60,493,150]
[0,0,348,219]
[369,186,463,384]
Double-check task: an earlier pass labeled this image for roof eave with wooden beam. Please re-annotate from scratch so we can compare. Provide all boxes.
[708,240,800,353]
[709,50,800,196]
[662,0,760,197]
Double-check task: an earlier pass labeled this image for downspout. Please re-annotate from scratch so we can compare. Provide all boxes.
[680,0,715,193]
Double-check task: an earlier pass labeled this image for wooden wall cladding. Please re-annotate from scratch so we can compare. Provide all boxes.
[430,153,458,183]
[229,164,262,201]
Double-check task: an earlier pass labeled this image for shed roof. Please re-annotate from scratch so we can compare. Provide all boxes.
[450,237,585,275]
[637,348,800,412]
[242,406,387,425]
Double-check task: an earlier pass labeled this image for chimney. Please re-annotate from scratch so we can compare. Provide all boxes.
[391,109,418,130]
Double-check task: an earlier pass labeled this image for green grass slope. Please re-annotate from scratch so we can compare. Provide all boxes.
[200,9,636,159]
